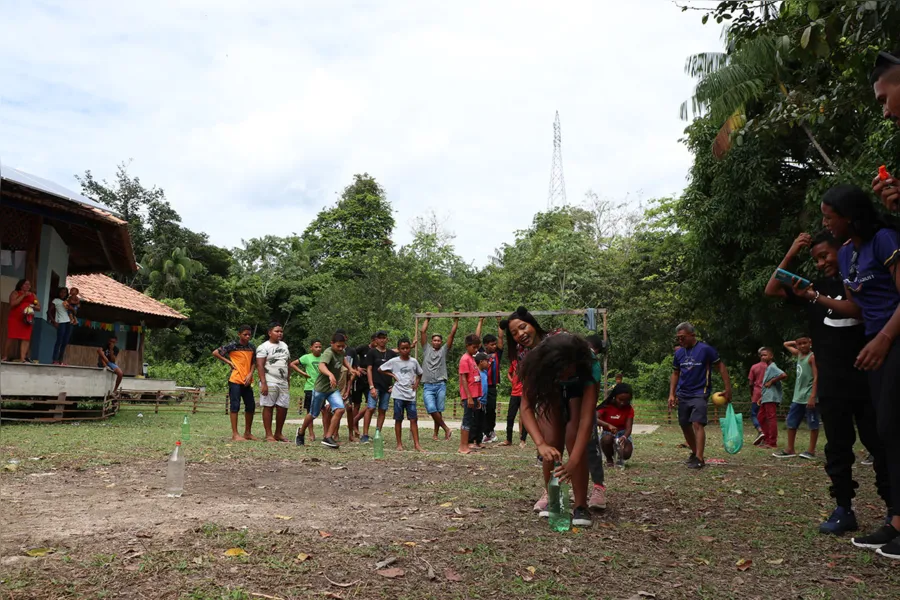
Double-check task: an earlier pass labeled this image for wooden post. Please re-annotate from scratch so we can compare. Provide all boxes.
[192,391,198,414]
[155,391,161,414]
[414,316,419,360]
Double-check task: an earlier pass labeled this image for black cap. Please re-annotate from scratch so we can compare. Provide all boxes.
[474,352,489,363]
[870,50,900,84]
[876,50,900,67]
[375,330,388,338]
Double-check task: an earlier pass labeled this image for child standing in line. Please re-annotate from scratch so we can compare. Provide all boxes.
[457,334,482,455]
[758,347,788,449]
[500,360,528,448]
[748,349,767,445]
[291,340,323,442]
[380,337,424,452]
[256,322,292,443]
[468,352,490,451]
[774,335,820,459]
[296,333,349,449]
[597,383,635,468]
[212,325,257,442]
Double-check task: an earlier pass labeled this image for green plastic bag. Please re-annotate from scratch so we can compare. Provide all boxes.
[719,403,743,455]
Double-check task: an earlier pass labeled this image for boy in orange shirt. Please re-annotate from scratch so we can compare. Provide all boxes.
[213,325,258,441]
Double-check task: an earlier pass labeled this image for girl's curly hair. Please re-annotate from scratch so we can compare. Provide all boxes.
[518,332,594,418]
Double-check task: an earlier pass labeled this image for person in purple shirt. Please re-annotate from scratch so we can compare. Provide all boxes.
[818,184,900,560]
[667,322,732,471]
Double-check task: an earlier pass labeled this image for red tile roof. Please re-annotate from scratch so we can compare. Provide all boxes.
[66,274,187,320]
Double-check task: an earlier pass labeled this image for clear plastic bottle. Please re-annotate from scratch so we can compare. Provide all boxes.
[548,462,571,532]
[181,415,191,442]
[373,429,384,459]
[166,441,185,497]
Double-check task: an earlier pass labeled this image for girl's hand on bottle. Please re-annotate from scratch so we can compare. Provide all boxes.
[553,461,572,483]
[537,443,561,464]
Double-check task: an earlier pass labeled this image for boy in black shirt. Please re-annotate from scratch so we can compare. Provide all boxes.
[361,331,397,443]
[765,231,890,535]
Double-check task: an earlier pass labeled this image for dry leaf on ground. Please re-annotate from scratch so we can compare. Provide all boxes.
[736,558,752,571]
[444,568,463,582]
[25,547,55,557]
[295,553,310,562]
[319,531,333,538]
[376,567,405,578]
[224,548,249,557]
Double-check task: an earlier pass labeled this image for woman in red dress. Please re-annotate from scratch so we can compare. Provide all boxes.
[3,279,39,362]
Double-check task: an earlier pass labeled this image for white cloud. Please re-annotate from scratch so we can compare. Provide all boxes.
[0,0,723,266]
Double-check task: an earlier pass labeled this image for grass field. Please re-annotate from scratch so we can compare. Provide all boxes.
[1,411,898,599]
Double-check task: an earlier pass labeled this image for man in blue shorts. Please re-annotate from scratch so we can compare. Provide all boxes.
[667,322,732,470]
[419,316,458,441]
[296,332,349,449]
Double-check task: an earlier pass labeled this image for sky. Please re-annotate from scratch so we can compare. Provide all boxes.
[0,0,724,266]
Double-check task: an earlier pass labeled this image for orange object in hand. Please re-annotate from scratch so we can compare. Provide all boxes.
[879,165,891,181]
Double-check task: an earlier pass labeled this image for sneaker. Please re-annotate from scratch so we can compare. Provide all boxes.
[616,457,625,469]
[852,524,900,549]
[799,451,816,460]
[321,437,339,449]
[572,506,592,528]
[534,491,549,517]
[818,506,859,536]
[861,453,874,466]
[772,450,796,459]
[752,432,765,446]
[588,484,607,510]
[684,453,698,465]
[687,458,705,470]
[360,435,370,444]
[876,536,900,560]
[295,428,305,446]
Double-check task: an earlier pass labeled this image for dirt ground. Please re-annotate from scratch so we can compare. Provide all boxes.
[3,425,900,600]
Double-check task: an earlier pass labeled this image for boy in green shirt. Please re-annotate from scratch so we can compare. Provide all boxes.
[295,333,350,449]
[774,335,820,459]
[290,339,323,442]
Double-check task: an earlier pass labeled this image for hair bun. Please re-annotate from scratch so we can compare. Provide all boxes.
[515,306,528,315]
[499,319,509,330]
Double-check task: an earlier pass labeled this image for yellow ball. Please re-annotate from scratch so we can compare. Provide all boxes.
[711,392,727,406]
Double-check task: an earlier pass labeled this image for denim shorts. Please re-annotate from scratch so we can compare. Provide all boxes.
[367,390,391,411]
[422,382,446,414]
[677,395,708,426]
[460,401,475,431]
[228,382,256,413]
[786,402,820,430]
[601,429,633,444]
[311,390,344,417]
[393,399,418,422]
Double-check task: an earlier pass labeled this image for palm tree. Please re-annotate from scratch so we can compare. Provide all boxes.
[141,247,202,299]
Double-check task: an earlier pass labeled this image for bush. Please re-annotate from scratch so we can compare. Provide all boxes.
[148,357,229,394]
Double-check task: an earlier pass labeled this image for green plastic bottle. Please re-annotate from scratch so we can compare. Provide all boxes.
[181,415,191,442]
[373,429,384,459]
[548,462,571,532]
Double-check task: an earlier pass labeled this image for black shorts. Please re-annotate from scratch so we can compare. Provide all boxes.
[350,385,366,406]
[303,390,313,413]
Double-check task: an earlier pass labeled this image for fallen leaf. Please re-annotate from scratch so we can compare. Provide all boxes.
[526,566,536,575]
[193,557,203,564]
[224,548,249,557]
[295,553,310,562]
[439,502,453,508]
[777,489,785,496]
[521,574,534,582]
[403,542,416,547]
[693,557,710,566]
[319,531,333,538]
[123,564,139,571]
[376,567,405,578]
[324,594,343,600]
[598,556,613,563]
[571,527,581,533]
[698,536,715,543]
[845,575,863,584]
[444,568,463,582]
[455,547,472,554]
[454,507,462,515]
[105,483,116,488]
[3,464,18,472]
[330,466,347,470]
[736,558,752,571]
[765,558,784,565]
[732,489,743,495]
[274,515,292,521]
[826,561,836,568]
[25,548,55,557]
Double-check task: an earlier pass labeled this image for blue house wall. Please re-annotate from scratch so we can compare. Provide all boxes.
[31,224,69,364]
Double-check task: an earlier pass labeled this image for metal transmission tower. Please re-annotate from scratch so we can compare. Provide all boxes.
[547,111,567,209]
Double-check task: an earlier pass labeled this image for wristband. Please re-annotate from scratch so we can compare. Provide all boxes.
[810,290,820,304]
[878,330,894,343]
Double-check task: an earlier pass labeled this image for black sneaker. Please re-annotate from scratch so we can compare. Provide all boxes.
[852,524,900,549]
[321,437,339,449]
[295,428,305,446]
[752,432,765,446]
[861,453,874,466]
[876,536,900,560]
[572,506,592,528]
[687,458,705,470]
[684,453,698,465]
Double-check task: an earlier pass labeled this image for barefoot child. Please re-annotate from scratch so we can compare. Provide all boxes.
[758,347,788,449]
[501,359,528,448]
[472,352,490,449]
[213,325,257,441]
[290,340,323,442]
[457,334,482,454]
[256,322,291,442]
[380,337,424,451]
[597,383,635,468]
[517,331,597,528]
[420,316,458,441]
[774,335,820,459]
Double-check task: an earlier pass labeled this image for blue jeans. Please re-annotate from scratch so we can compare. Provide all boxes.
[311,390,344,418]
[367,390,391,411]
[422,382,446,414]
[750,402,761,430]
[52,322,72,362]
[393,399,418,422]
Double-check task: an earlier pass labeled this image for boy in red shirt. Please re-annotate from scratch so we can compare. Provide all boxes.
[457,334,482,455]
[597,383,635,468]
[500,360,528,448]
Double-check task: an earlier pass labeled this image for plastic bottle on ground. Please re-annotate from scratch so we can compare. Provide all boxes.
[373,429,384,459]
[166,441,185,497]
[181,414,191,442]
[548,462,571,532]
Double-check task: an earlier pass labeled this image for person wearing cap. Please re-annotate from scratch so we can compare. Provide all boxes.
[361,330,397,443]
[871,50,900,211]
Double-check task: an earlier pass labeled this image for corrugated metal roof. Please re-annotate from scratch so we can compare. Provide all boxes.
[1,164,109,211]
